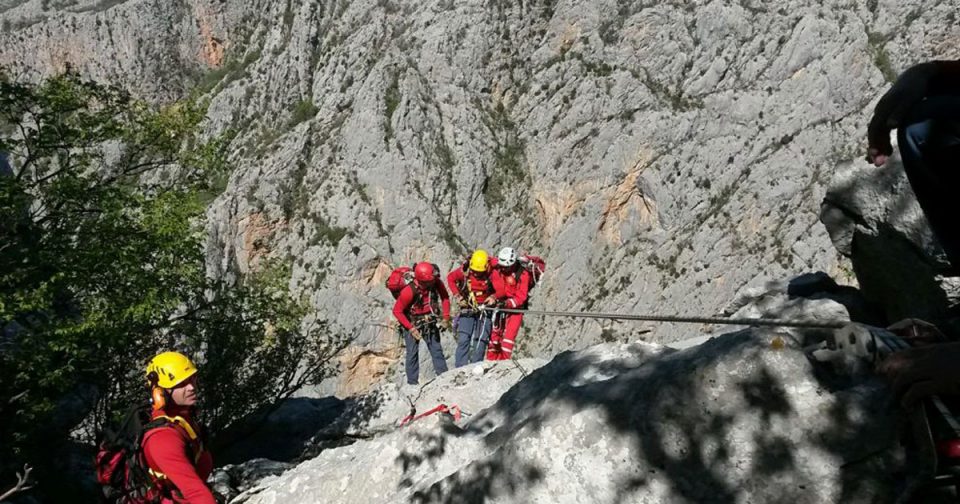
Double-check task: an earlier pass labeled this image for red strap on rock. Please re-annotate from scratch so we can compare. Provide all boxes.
[399,404,461,427]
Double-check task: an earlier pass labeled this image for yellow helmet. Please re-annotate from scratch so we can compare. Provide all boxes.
[469,250,489,273]
[146,351,198,389]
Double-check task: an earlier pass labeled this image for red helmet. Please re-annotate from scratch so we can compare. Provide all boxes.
[414,262,435,283]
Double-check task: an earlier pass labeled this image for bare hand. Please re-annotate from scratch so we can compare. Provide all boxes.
[886,318,947,347]
[866,147,888,167]
[483,297,498,307]
[409,328,422,341]
[440,318,452,331]
[878,341,960,407]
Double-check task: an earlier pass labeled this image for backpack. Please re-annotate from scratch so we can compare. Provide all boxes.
[385,266,415,299]
[385,263,441,300]
[519,255,546,290]
[94,406,175,503]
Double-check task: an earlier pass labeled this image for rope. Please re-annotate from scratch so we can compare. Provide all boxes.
[479,307,847,330]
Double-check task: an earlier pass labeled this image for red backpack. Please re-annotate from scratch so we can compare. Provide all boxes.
[385,266,415,299]
[385,263,441,299]
[95,406,174,503]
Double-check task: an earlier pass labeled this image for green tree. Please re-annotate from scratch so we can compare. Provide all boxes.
[0,72,347,498]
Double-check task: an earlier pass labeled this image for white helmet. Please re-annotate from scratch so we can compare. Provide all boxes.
[497,247,517,267]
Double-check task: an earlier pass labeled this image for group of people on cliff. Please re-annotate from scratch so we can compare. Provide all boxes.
[388,247,544,385]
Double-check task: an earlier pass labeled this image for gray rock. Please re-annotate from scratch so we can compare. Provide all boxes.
[235,333,899,504]
[820,154,960,329]
[210,458,294,503]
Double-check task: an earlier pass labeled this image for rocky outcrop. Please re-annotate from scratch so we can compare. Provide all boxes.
[821,152,960,333]
[337,346,403,398]
[233,329,899,504]
[210,459,294,504]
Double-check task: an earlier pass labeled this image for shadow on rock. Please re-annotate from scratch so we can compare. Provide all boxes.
[216,397,347,465]
[445,332,899,503]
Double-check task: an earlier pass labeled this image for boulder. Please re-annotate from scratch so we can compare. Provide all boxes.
[821,156,960,333]
[234,333,899,503]
[210,459,294,503]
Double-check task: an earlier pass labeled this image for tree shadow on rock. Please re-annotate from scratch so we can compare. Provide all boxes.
[441,332,898,502]
[402,432,544,504]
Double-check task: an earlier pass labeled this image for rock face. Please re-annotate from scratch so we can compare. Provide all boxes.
[233,331,899,504]
[821,153,960,334]
[5,0,958,385]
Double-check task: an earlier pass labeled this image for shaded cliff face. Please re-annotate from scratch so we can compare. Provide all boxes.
[3,0,958,376]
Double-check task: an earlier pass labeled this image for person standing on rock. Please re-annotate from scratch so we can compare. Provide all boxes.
[486,247,531,360]
[867,59,960,407]
[141,351,216,504]
[392,262,452,385]
[447,249,496,366]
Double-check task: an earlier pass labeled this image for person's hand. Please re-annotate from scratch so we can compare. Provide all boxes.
[483,297,498,307]
[878,341,960,407]
[409,327,422,341]
[458,298,470,309]
[866,147,889,167]
[440,318,452,331]
[886,318,947,347]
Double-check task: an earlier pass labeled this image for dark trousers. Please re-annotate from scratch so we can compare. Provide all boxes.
[404,322,448,385]
[898,114,960,270]
[454,311,493,367]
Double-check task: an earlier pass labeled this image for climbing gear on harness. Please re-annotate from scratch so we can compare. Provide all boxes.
[468,309,490,362]
[518,255,546,290]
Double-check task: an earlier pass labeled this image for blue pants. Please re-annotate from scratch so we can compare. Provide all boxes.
[454,312,493,367]
[898,113,960,269]
[404,323,448,385]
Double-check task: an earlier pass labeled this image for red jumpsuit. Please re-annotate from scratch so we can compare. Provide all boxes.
[487,265,530,360]
[141,406,215,504]
[447,267,494,306]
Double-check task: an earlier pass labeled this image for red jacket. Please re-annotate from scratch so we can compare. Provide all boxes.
[491,265,531,309]
[142,407,215,504]
[392,280,450,330]
[447,267,494,305]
